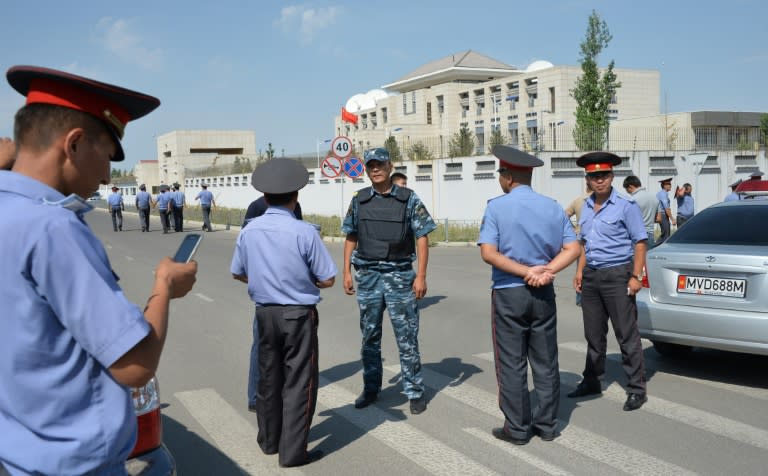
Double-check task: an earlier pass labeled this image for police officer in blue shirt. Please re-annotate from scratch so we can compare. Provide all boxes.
[570,152,649,412]
[171,183,185,232]
[135,183,153,232]
[195,183,216,231]
[478,146,580,445]
[231,158,336,467]
[723,178,743,202]
[675,182,695,227]
[0,65,197,475]
[342,147,437,415]
[107,185,124,231]
[154,185,173,233]
[655,177,674,243]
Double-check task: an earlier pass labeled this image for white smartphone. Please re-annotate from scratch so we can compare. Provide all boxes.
[173,233,203,263]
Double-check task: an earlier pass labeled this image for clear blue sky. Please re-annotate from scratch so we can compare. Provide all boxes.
[2,0,766,171]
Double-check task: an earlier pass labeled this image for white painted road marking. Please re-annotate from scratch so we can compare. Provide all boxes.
[463,427,574,476]
[473,351,768,451]
[317,377,499,476]
[194,292,214,302]
[392,365,697,476]
[558,341,768,401]
[175,388,292,476]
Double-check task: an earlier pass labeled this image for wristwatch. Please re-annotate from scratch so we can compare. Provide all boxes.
[631,273,643,281]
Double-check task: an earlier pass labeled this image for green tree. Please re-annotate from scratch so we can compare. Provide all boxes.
[408,141,433,161]
[266,142,275,159]
[760,114,768,146]
[489,129,506,152]
[571,10,621,151]
[384,135,402,161]
[448,125,474,157]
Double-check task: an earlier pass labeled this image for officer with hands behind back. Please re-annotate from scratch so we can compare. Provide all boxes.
[342,147,437,415]
[478,145,580,445]
[230,158,337,467]
[570,152,648,412]
[0,65,197,475]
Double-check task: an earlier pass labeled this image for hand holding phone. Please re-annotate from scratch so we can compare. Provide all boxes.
[173,233,203,263]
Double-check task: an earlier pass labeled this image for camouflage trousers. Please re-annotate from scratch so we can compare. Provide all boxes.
[355,263,423,399]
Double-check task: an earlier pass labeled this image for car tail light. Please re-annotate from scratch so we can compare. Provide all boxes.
[641,266,649,288]
[128,377,163,458]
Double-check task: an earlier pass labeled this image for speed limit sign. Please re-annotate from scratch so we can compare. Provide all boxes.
[331,136,353,160]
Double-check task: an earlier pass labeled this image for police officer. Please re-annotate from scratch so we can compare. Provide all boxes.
[570,152,648,412]
[342,147,437,415]
[171,183,185,232]
[154,185,172,233]
[478,146,580,445]
[656,177,674,243]
[723,178,743,202]
[622,175,658,247]
[675,182,694,227]
[135,184,153,232]
[107,185,124,231]
[195,183,216,231]
[231,158,336,467]
[0,65,197,474]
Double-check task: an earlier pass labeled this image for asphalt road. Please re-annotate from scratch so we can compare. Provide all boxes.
[90,209,768,476]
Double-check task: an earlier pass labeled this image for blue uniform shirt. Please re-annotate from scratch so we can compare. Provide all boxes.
[478,185,576,289]
[196,189,214,206]
[656,189,670,212]
[676,193,694,218]
[723,192,741,202]
[173,190,185,207]
[135,190,152,208]
[231,207,337,305]
[341,185,437,266]
[580,187,648,269]
[0,171,150,474]
[156,191,172,210]
[107,191,123,209]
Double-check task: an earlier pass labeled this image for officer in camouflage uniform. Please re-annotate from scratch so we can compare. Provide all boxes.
[342,147,437,415]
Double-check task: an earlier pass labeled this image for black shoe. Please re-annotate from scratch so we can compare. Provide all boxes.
[623,393,647,411]
[567,380,602,398]
[492,427,529,445]
[409,397,427,415]
[354,391,378,409]
[534,428,558,441]
[280,449,324,467]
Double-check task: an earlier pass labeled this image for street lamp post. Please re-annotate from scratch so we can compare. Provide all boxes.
[538,110,551,152]
[316,138,332,169]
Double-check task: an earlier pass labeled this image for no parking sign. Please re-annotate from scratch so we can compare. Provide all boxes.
[343,156,364,178]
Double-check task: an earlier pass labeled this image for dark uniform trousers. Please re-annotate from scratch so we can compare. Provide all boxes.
[159,209,171,233]
[172,206,184,232]
[110,207,123,231]
[492,284,559,439]
[255,304,319,467]
[139,207,150,231]
[658,213,670,243]
[580,263,646,394]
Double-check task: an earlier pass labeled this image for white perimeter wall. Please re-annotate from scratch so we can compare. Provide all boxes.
[173,150,766,223]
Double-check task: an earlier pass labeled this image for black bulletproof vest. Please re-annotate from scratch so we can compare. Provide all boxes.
[355,187,415,261]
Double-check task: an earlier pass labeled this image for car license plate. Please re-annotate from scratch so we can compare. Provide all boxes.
[677,275,746,298]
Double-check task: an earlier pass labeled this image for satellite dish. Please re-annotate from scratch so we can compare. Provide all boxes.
[526,60,554,72]
[366,89,390,102]
[345,94,367,113]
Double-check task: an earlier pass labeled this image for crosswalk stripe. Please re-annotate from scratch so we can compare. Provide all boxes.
[558,341,768,401]
[317,377,499,476]
[174,388,291,476]
[386,364,696,476]
[463,428,574,476]
[472,352,768,451]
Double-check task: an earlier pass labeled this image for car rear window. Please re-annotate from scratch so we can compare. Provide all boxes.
[667,203,768,245]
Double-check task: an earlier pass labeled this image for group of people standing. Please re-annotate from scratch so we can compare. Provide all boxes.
[105,182,216,233]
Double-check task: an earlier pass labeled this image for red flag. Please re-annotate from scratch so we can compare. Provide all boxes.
[341,107,358,125]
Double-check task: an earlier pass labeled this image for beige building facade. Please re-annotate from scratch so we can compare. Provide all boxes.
[334,50,660,158]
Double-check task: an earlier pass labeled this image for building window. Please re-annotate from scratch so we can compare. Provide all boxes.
[437,95,444,114]
[403,93,416,115]
[476,126,485,155]
[528,93,537,108]
[381,107,388,124]
[402,95,407,115]
[411,91,416,114]
[427,103,432,125]
[549,87,555,113]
